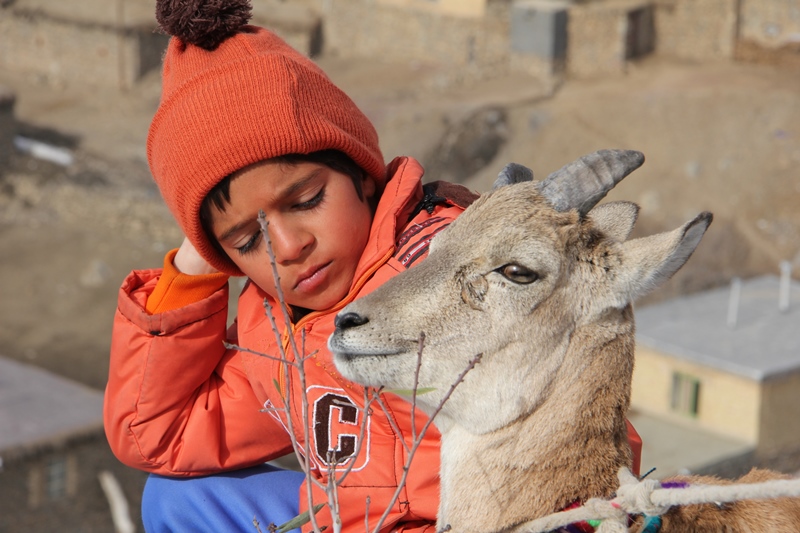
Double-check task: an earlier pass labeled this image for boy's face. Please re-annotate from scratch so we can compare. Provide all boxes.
[210,160,377,312]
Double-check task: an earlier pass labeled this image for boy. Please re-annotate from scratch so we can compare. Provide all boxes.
[104,1,471,531]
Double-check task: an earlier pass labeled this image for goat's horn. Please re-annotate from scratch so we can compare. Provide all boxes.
[493,162,534,189]
[538,150,645,215]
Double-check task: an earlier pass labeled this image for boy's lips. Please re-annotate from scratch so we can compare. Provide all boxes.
[293,262,332,293]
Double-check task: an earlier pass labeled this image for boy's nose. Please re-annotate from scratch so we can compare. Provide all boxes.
[268,221,313,263]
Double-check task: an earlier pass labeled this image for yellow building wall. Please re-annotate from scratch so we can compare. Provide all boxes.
[377,0,486,18]
[631,346,761,444]
[760,373,800,455]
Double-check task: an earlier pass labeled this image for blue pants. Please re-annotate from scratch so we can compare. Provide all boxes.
[143,464,305,533]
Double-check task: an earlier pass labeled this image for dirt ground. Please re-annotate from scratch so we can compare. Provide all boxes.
[1,54,799,393]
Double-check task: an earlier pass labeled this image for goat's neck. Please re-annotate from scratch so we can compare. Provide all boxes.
[437,320,635,533]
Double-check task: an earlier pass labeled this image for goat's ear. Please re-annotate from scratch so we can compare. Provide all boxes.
[589,201,639,242]
[616,212,713,303]
[539,150,644,216]
[493,163,534,190]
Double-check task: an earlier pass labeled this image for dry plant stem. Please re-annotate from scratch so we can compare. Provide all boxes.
[371,392,411,454]
[258,212,325,533]
[331,390,373,486]
[365,497,371,532]
[223,341,293,364]
[410,333,428,442]
[371,350,484,533]
[326,456,343,533]
[258,213,376,532]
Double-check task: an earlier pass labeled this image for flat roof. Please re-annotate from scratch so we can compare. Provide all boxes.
[0,356,104,459]
[635,275,800,381]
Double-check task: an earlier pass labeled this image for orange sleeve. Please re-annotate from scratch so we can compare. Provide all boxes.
[105,268,294,475]
[146,248,230,314]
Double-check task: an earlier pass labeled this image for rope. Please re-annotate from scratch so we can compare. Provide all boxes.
[514,467,800,533]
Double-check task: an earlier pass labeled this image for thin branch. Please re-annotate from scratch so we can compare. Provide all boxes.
[258,212,305,374]
[257,214,326,532]
[411,332,426,443]
[365,496,371,533]
[224,341,300,365]
[334,389,374,486]
[371,352,483,533]
[371,393,411,455]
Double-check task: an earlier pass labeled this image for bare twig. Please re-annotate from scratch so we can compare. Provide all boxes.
[371,350,483,532]
[365,496,371,532]
[223,341,299,365]
[257,213,325,533]
[332,389,373,487]
[411,333,426,443]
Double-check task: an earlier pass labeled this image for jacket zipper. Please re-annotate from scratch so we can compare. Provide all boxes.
[277,247,395,398]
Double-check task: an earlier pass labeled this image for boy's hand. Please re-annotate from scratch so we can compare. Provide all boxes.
[174,237,220,275]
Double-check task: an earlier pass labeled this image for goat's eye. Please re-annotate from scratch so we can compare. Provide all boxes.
[498,264,539,284]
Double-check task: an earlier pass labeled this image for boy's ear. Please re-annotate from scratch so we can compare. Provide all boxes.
[362,175,377,200]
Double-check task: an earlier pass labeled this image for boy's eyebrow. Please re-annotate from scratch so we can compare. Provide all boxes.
[216,167,325,243]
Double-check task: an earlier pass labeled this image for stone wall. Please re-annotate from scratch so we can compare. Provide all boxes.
[0,0,167,89]
[759,371,800,456]
[252,0,323,57]
[567,0,654,77]
[736,0,800,65]
[321,0,518,84]
[653,0,739,60]
[739,0,800,49]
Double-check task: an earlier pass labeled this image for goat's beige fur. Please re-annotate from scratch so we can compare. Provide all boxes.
[329,151,800,532]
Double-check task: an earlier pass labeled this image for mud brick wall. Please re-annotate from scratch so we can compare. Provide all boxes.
[252,0,324,57]
[567,0,653,77]
[739,0,800,49]
[653,0,739,60]
[321,0,515,83]
[0,2,166,89]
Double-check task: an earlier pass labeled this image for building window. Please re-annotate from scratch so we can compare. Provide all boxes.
[671,372,701,417]
[28,453,78,507]
[46,457,68,500]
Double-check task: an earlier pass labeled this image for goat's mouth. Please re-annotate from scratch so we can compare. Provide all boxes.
[327,332,405,361]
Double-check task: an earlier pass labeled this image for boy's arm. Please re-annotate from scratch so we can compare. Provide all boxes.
[104,251,293,476]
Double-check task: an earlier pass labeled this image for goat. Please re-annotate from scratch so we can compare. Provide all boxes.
[329,150,800,532]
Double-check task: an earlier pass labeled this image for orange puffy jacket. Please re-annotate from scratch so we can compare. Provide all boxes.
[104,156,641,532]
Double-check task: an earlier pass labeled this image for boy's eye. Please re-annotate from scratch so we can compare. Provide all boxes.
[294,188,325,210]
[235,232,261,256]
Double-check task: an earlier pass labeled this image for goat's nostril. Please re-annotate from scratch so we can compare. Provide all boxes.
[335,312,369,330]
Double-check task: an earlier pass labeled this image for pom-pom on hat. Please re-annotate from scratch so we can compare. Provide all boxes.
[148,0,385,275]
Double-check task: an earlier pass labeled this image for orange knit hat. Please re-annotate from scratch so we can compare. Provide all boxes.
[148,0,385,275]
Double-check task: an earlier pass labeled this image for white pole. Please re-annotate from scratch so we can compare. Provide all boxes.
[727,277,741,329]
[98,470,136,533]
[779,261,792,313]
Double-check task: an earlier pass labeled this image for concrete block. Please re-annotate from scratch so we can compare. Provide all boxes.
[511,0,569,60]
